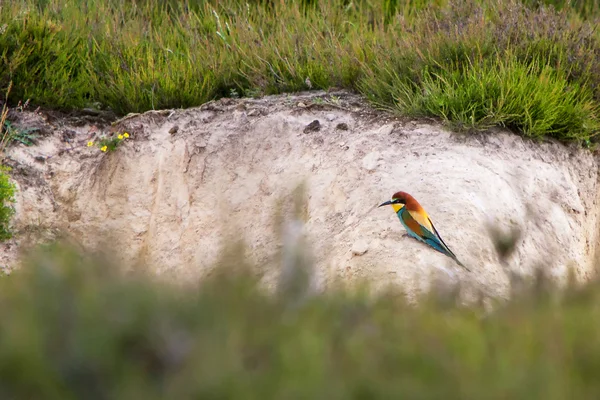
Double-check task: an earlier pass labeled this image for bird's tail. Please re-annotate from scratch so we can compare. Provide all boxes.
[452,256,471,272]
[424,238,471,272]
[428,222,471,272]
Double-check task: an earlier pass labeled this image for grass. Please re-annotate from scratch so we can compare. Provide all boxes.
[0,83,16,241]
[525,0,600,16]
[0,166,15,241]
[0,0,600,142]
[0,240,599,398]
[0,82,12,156]
[379,54,598,139]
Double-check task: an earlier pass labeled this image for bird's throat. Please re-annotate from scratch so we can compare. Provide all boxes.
[392,204,404,214]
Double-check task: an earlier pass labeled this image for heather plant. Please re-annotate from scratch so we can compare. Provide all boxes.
[523,0,600,17]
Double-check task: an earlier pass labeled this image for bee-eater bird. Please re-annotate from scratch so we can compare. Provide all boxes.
[378,191,470,271]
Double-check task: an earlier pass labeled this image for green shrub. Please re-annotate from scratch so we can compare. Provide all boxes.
[0,166,15,241]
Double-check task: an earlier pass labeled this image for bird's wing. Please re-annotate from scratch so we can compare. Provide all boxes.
[406,208,454,253]
[406,208,434,232]
[403,210,453,253]
[403,210,468,270]
[401,210,434,241]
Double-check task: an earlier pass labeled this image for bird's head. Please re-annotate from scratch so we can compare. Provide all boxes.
[378,191,409,213]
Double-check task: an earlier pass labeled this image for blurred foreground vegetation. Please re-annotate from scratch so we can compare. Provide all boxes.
[1,0,600,142]
[0,241,599,398]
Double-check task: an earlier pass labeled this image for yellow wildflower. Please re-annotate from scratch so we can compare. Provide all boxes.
[123,132,130,138]
[87,141,94,147]
[100,145,108,152]
[117,134,123,140]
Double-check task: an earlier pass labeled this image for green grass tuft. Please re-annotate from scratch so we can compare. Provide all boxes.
[381,54,599,139]
[1,0,600,142]
[0,166,16,241]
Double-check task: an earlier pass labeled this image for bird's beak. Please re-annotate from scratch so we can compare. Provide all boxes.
[378,200,393,208]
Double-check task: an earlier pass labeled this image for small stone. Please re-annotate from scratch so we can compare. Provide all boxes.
[34,156,46,163]
[303,120,321,133]
[326,113,336,121]
[248,109,261,117]
[362,152,380,171]
[377,124,394,135]
[336,122,349,131]
[351,240,369,256]
[297,102,307,108]
[169,125,179,135]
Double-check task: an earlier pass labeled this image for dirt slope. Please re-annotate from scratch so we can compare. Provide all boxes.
[2,91,599,299]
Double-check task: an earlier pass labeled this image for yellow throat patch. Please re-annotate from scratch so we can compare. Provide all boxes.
[392,203,404,214]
